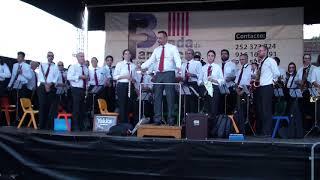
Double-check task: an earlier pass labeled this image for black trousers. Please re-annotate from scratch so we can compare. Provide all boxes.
[153,71,176,123]
[105,85,116,112]
[256,85,273,136]
[38,85,58,130]
[236,93,248,134]
[204,85,220,120]
[185,82,199,113]
[71,87,86,131]
[116,82,136,124]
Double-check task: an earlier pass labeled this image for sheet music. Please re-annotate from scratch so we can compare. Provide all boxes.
[289,89,303,98]
[274,88,284,97]
[90,86,103,94]
[204,81,213,97]
[189,86,200,97]
[219,84,230,94]
[56,87,65,95]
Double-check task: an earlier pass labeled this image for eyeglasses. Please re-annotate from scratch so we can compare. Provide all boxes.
[47,55,54,57]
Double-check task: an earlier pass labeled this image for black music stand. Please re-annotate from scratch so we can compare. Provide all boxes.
[241,85,256,136]
[12,80,23,123]
[305,88,320,137]
[90,86,103,117]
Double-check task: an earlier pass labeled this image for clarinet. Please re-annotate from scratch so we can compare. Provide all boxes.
[128,72,132,98]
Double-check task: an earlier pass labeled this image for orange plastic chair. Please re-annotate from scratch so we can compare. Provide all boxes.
[0,97,16,126]
[97,99,119,116]
[18,98,38,129]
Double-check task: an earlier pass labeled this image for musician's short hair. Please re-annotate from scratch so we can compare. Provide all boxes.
[105,55,114,62]
[17,51,25,58]
[240,53,248,59]
[303,53,311,59]
[91,57,98,62]
[274,57,280,66]
[186,49,195,56]
[158,31,168,37]
[207,50,216,56]
[221,49,229,56]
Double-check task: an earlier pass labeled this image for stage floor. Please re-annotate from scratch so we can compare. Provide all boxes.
[0,126,319,179]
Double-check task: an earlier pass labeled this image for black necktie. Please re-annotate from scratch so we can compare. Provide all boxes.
[237,65,245,84]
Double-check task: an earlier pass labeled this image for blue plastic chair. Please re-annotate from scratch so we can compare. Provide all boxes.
[272,116,290,138]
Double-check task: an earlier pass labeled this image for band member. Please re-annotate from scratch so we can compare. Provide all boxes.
[104,55,116,112]
[198,50,224,120]
[255,46,280,136]
[0,58,11,96]
[28,61,39,110]
[55,61,69,112]
[141,31,182,126]
[8,52,32,125]
[220,49,237,114]
[67,52,89,131]
[87,57,107,114]
[114,49,137,123]
[181,49,202,113]
[284,62,303,138]
[37,52,59,130]
[8,52,32,97]
[296,54,316,131]
[235,54,252,132]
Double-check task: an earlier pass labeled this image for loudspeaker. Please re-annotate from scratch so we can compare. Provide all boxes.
[185,113,208,140]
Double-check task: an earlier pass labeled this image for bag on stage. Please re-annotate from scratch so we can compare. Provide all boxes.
[107,123,133,136]
[211,115,232,138]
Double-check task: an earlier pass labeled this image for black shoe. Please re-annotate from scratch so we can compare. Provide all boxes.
[168,120,175,126]
[153,121,161,126]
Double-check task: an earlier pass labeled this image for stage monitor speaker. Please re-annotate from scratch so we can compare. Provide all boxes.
[93,114,117,132]
[185,113,208,140]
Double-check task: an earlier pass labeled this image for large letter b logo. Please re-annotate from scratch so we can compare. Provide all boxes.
[128,13,157,59]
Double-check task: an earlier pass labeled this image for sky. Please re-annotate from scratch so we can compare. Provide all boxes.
[0,0,319,67]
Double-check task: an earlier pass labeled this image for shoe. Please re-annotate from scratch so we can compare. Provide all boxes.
[153,121,161,126]
[168,120,175,126]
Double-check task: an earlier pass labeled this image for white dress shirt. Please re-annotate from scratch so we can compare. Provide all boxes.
[38,62,59,84]
[114,60,137,83]
[0,63,11,81]
[27,70,37,90]
[56,70,68,94]
[67,63,89,88]
[297,65,316,83]
[198,63,224,86]
[134,70,153,90]
[88,66,107,86]
[8,62,32,87]
[286,73,298,89]
[235,64,252,86]
[311,67,320,85]
[181,59,202,82]
[220,60,237,87]
[141,43,182,72]
[259,57,280,86]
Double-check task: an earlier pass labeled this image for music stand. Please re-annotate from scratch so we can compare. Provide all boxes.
[240,85,256,136]
[90,86,103,117]
[138,89,152,118]
[13,80,23,123]
[305,88,320,137]
[176,85,191,122]
[289,89,303,99]
[189,86,201,113]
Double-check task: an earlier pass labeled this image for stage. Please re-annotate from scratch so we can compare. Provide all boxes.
[0,126,319,180]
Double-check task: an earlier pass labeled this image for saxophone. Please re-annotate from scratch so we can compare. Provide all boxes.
[301,66,310,91]
[253,67,261,88]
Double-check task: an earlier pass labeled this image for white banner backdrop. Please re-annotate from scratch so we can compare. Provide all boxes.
[105,7,303,69]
